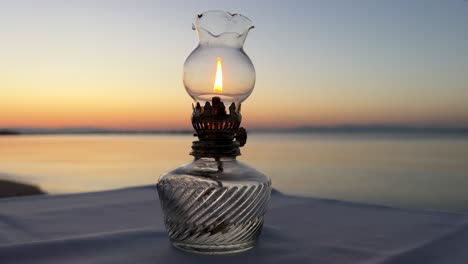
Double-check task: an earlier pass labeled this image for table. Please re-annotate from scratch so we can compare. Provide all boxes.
[1,186,467,263]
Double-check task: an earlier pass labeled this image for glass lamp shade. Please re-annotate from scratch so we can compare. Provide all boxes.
[183,11,256,105]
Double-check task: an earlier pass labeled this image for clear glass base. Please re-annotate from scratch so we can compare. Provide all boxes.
[157,158,271,255]
[172,240,255,255]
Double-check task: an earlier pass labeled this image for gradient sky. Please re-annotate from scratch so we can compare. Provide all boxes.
[1,0,468,129]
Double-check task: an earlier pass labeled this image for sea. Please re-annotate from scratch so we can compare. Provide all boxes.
[1,133,467,212]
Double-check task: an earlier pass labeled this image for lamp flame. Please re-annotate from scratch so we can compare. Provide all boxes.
[213,57,223,93]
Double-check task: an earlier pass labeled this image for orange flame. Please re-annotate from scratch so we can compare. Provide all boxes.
[213,57,223,93]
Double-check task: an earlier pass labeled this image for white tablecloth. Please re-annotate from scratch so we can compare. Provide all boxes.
[1,186,468,264]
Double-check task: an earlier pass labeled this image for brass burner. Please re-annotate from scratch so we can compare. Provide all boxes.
[191,97,247,158]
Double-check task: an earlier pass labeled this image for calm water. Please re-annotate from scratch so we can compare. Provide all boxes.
[1,133,467,212]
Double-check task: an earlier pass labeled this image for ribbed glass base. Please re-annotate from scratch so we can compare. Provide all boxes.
[172,240,255,255]
[157,158,271,255]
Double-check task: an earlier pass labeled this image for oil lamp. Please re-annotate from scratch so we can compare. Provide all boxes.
[157,11,271,255]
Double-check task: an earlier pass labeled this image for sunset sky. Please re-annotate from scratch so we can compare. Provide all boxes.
[1,0,468,130]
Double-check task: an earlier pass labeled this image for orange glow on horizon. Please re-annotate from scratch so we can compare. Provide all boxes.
[213,57,223,93]
[0,93,194,130]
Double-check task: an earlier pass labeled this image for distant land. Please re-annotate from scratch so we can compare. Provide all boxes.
[289,125,468,135]
[0,127,192,135]
[0,129,21,135]
[1,125,468,136]
[0,179,45,198]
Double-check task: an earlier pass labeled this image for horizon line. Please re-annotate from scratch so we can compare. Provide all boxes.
[2,124,468,136]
